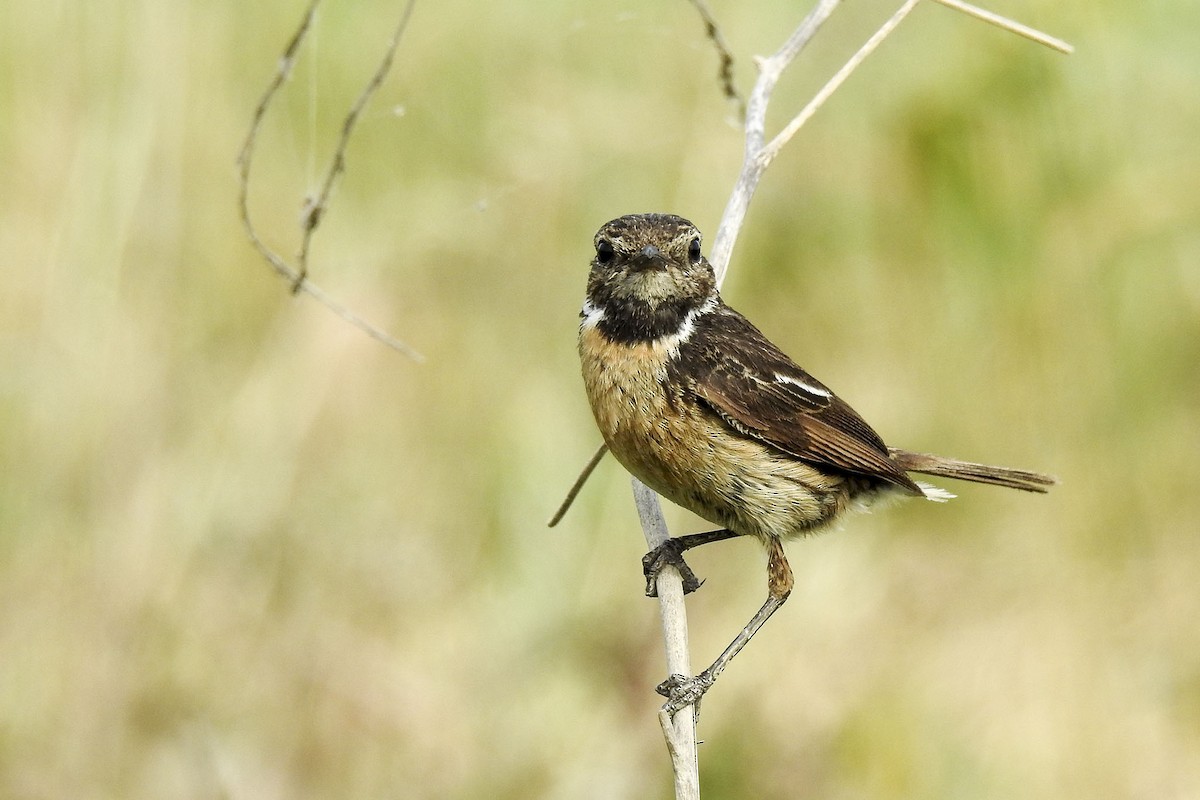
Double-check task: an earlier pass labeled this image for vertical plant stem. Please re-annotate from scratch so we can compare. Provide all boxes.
[633,479,699,799]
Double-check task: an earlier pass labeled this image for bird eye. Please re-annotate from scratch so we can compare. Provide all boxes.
[687,237,702,264]
[596,239,615,265]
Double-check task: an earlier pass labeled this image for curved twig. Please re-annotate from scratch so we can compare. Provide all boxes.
[236,0,423,362]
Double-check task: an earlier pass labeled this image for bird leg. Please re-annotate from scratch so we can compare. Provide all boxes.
[642,528,740,596]
[657,537,794,717]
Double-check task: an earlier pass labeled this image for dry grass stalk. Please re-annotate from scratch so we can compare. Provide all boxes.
[236,0,423,362]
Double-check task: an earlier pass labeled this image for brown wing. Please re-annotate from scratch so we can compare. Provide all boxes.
[678,304,922,494]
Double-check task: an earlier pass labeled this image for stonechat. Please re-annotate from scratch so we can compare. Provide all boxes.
[577,212,1055,714]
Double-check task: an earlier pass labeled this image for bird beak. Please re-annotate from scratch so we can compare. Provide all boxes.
[630,244,668,272]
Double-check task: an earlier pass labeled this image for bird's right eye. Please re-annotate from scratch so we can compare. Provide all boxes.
[596,239,615,265]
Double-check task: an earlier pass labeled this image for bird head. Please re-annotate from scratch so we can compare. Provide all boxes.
[585,214,717,329]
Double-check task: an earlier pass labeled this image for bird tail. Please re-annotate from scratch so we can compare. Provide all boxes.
[889,449,1057,494]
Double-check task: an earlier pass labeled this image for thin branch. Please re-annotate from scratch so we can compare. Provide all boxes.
[758,0,921,171]
[633,480,699,800]
[760,0,1074,169]
[296,0,418,289]
[687,0,745,119]
[547,444,607,527]
[707,0,842,285]
[236,0,424,362]
[236,0,318,274]
[931,0,1074,54]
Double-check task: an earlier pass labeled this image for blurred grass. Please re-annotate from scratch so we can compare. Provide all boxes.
[1,0,1198,797]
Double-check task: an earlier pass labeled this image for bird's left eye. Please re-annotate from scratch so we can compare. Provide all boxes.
[687,237,702,264]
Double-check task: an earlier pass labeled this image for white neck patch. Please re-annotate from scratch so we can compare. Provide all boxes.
[658,294,719,356]
[579,299,606,330]
[579,293,718,354]
[671,295,719,346]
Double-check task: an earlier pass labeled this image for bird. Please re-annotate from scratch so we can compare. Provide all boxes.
[576,212,1056,715]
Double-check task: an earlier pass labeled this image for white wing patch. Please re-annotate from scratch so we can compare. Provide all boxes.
[773,372,832,398]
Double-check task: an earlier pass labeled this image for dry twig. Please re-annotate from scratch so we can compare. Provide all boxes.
[547,444,607,527]
[236,0,423,362]
[931,0,1073,53]
[686,0,745,118]
[632,480,699,800]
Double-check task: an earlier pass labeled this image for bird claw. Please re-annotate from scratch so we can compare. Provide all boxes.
[656,672,715,718]
[642,539,704,597]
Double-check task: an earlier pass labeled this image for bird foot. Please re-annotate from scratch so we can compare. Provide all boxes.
[656,672,715,718]
[642,539,704,597]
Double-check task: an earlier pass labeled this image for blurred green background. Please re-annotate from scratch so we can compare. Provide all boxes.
[2,0,1197,797]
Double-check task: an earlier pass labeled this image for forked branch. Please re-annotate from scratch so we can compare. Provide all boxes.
[236,0,423,361]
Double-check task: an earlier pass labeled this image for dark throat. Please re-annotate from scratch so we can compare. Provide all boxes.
[593,294,698,344]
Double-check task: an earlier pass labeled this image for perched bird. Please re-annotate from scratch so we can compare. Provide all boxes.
[577,212,1055,714]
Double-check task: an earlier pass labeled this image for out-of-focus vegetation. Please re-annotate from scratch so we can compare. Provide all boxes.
[2,0,1197,797]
